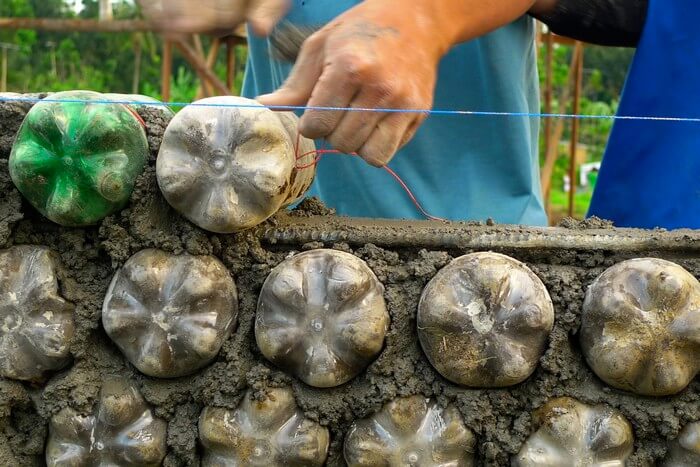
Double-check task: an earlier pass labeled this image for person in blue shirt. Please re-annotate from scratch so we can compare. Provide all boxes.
[538,0,699,230]
[143,0,552,224]
[143,0,663,227]
[586,0,700,229]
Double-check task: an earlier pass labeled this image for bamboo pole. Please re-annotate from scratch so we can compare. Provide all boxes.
[0,43,19,92]
[540,46,582,205]
[99,0,113,21]
[132,34,142,94]
[161,39,172,102]
[192,35,212,98]
[0,18,155,32]
[1,48,7,92]
[194,37,221,99]
[568,43,584,218]
[0,18,247,37]
[226,37,236,91]
[173,38,230,96]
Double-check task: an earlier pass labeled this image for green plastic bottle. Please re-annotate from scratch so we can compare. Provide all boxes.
[9,90,149,227]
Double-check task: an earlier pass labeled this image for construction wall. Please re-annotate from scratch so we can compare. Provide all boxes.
[0,97,698,466]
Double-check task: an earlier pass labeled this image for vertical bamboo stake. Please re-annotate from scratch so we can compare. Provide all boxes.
[132,34,142,94]
[1,47,7,92]
[173,39,230,95]
[194,37,221,99]
[226,37,236,92]
[568,43,584,218]
[541,45,581,206]
[161,38,172,102]
[192,35,213,97]
[99,0,113,21]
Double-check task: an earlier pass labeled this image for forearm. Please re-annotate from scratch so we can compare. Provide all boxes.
[408,0,537,55]
[530,0,649,47]
[271,0,539,62]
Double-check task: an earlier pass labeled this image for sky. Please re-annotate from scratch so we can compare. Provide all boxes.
[73,0,135,13]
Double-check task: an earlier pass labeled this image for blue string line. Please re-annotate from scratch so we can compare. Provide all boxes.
[3,95,700,123]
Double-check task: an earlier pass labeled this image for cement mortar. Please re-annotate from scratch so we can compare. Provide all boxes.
[0,99,698,466]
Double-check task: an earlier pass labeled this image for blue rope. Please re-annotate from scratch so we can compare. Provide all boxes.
[3,95,700,123]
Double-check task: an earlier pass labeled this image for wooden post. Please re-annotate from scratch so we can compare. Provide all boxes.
[1,47,7,92]
[540,45,582,205]
[99,0,113,21]
[0,18,248,37]
[174,38,230,96]
[0,43,20,92]
[568,43,584,218]
[227,37,236,91]
[194,37,221,99]
[192,35,212,98]
[161,38,172,102]
[193,34,206,58]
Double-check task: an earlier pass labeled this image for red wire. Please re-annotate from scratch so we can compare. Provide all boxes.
[294,134,446,222]
[122,104,147,128]
[381,165,446,222]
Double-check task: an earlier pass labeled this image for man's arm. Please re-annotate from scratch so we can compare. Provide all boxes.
[259,0,540,167]
[530,0,650,47]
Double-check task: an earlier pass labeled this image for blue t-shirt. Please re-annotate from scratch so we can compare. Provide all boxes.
[243,1,546,225]
[588,0,700,229]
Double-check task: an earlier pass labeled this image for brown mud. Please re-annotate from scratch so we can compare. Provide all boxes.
[0,98,698,466]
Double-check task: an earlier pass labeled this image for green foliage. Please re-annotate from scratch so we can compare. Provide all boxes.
[142,66,199,105]
[1,0,242,96]
[540,43,632,219]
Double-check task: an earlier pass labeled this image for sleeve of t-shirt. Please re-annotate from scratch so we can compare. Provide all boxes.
[531,0,649,47]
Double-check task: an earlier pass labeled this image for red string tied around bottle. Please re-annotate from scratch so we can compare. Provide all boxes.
[293,131,446,222]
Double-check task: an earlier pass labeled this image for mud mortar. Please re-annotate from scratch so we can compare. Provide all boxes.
[0,97,698,466]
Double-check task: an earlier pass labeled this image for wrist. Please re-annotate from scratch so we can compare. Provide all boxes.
[363,0,537,57]
[360,0,460,61]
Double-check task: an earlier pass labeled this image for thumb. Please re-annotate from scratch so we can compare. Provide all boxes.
[247,0,290,36]
[257,33,325,107]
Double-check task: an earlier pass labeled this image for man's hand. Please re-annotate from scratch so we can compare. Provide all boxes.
[258,0,536,167]
[139,0,289,36]
[258,1,443,167]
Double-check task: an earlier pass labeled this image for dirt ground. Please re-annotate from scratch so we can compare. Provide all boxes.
[0,98,698,466]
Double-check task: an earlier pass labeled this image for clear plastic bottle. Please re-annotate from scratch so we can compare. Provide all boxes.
[46,377,167,466]
[515,397,634,466]
[157,96,316,233]
[418,252,554,388]
[344,395,476,466]
[102,249,238,378]
[582,258,700,396]
[256,249,389,388]
[199,387,329,466]
[0,245,74,382]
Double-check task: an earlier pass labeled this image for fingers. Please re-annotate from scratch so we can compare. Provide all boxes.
[247,0,291,36]
[297,63,361,140]
[326,91,390,154]
[299,42,391,140]
[358,113,419,167]
[257,33,325,107]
